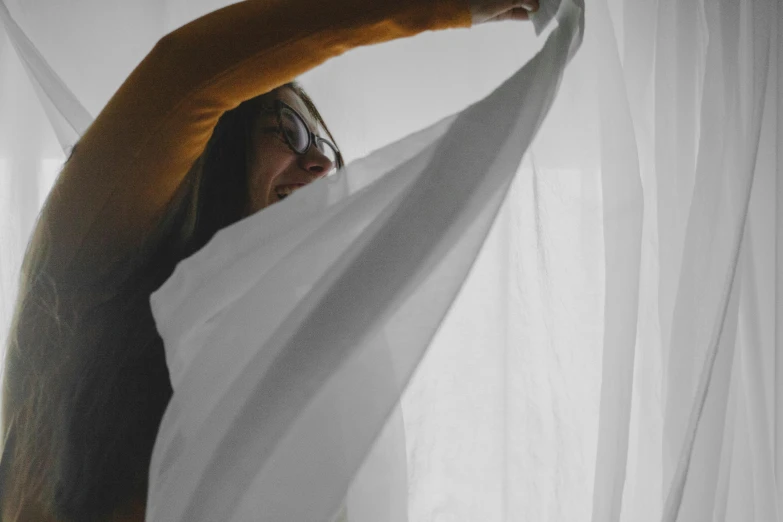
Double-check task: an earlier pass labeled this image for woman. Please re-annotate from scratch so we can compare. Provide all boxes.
[0,0,538,520]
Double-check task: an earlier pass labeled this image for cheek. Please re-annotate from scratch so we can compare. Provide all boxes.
[247,147,293,211]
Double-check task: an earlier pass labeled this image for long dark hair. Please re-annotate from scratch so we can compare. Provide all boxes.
[1,81,339,521]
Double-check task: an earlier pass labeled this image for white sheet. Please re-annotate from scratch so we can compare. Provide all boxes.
[147,3,583,520]
[2,0,780,520]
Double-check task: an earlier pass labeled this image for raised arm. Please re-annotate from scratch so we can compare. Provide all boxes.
[37,0,472,276]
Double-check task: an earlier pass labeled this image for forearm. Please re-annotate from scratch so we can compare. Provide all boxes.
[44,0,472,275]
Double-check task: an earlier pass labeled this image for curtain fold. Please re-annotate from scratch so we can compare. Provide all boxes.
[0,0,780,520]
[146,5,581,521]
[0,0,92,151]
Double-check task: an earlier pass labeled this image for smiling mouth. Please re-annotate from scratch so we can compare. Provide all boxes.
[275,184,305,200]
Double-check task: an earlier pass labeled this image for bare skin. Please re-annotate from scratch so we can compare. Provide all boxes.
[470,0,539,24]
[246,0,539,213]
[245,87,334,214]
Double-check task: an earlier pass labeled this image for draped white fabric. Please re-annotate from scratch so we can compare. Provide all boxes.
[0,1,780,521]
[146,4,580,521]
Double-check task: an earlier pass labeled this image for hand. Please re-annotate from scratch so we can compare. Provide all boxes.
[470,0,539,25]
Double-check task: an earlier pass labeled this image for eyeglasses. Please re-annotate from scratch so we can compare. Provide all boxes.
[256,100,344,176]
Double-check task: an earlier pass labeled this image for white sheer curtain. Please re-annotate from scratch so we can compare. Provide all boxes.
[0,0,780,521]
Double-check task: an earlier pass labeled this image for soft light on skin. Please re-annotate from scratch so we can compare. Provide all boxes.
[245,87,335,215]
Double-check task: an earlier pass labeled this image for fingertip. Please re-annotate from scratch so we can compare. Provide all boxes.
[521,0,539,13]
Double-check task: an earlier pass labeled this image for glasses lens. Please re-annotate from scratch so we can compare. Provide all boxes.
[315,139,341,175]
[280,107,309,153]
[280,104,342,176]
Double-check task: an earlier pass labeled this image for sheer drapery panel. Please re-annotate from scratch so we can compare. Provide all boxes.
[0,0,780,520]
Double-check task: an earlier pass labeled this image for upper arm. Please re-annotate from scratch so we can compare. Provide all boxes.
[36,0,472,277]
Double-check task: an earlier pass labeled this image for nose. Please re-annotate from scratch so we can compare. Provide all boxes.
[298,145,335,179]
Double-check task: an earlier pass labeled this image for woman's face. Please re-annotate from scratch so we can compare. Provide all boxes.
[245,87,335,214]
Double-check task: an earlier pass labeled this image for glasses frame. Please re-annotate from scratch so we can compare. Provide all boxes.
[256,100,344,172]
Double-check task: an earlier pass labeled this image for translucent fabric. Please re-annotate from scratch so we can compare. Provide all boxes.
[0,0,780,522]
[145,4,580,521]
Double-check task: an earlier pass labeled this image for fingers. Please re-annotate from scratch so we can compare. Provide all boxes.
[496,7,532,21]
[516,0,539,12]
[471,0,540,25]
[485,6,536,23]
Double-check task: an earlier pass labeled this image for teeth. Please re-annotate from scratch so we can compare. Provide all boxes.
[276,185,302,199]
